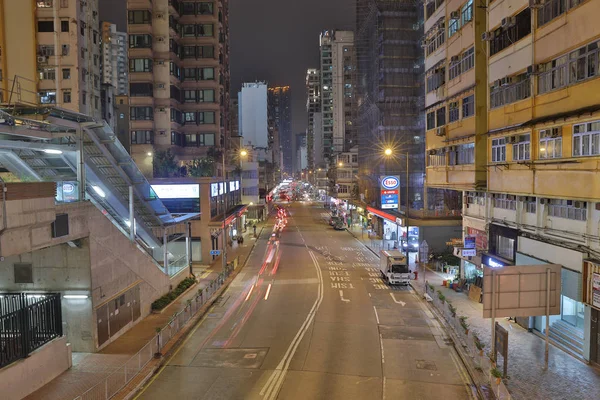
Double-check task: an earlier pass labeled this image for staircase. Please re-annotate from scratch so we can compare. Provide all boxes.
[549,319,585,359]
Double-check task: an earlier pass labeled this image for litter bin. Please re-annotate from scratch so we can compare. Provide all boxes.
[414,271,418,280]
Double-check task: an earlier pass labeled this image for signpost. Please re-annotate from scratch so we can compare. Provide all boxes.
[495,322,509,377]
[380,176,400,210]
[210,250,222,256]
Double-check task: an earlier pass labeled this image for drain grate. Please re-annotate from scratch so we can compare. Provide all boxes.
[415,359,437,371]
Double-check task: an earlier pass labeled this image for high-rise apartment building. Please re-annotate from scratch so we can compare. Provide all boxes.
[127,0,231,177]
[238,82,268,148]
[319,30,354,161]
[268,86,292,174]
[0,0,101,118]
[101,22,128,96]
[424,0,600,363]
[306,68,321,172]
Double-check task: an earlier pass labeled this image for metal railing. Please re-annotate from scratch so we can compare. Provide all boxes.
[424,284,512,400]
[73,263,235,400]
[0,293,62,369]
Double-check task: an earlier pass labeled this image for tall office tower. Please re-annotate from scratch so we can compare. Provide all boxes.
[101,22,128,96]
[0,0,101,119]
[268,86,292,174]
[319,30,354,162]
[127,0,231,177]
[306,68,321,172]
[238,82,268,149]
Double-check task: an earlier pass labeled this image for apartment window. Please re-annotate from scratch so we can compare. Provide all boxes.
[129,82,153,97]
[198,111,215,124]
[182,2,196,14]
[39,91,56,104]
[129,34,152,48]
[130,107,153,120]
[448,14,460,38]
[82,91,86,105]
[426,111,436,130]
[449,143,474,165]
[524,197,536,214]
[38,45,55,56]
[436,107,446,127]
[183,68,197,81]
[198,89,215,102]
[426,64,445,92]
[171,108,183,124]
[93,31,97,44]
[39,68,55,80]
[184,90,197,102]
[200,67,214,80]
[548,199,587,221]
[490,74,531,108]
[182,24,195,37]
[61,20,69,32]
[461,47,474,73]
[131,130,153,144]
[184,112,196,124]
[80,21,85,36]
[490,8,531,56]
[198,24,214,37]
[573,120,600,157]
[428,151,446,167]
[461,0,473,25]
[128,10,151,25]
[198,2,214,15]
[183,46,196,58]
[184,133,215,147]
[449,58,461,80]
[539,128,562,159]
[494,194,516,210]
[462,95,474,118]
[495,235,515,260]
[170,62,181,79]
[198,45,214,58]
[538,0,571,27]
[426,23,445,56]
[512,134,530,161]
[129,58,152,72]
[448,102,459,122]
[62,90,71,104]
[80,47,85,59]
[467,191,486,206]
[37,0,53,7]
[171,131,183,146]
[37,21,54,32]
[492,138,506,162]
[425,0,445,20]
[94,96,99,110]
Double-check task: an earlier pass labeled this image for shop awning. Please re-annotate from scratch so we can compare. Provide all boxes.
[209,204,248,228]
[367,206,405,225]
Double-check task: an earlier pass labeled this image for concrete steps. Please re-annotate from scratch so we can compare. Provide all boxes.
[549,320,584,358]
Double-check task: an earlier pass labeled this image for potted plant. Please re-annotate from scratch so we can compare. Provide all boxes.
[427,283,434,293]
[447,301,457,317]
[490,367,503,385]
[437,291,446,304]
[474,334,485,356]
[459,316,470,334]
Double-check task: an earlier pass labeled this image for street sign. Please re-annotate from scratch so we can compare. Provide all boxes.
[210,250,222,256]
[380,176,400,210]
[495,322,509,377]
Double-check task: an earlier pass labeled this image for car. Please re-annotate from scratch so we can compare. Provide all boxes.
[402,236,420,252]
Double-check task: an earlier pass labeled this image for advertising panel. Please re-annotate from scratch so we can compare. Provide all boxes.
[380,176,399,210]
[151,184,200,199]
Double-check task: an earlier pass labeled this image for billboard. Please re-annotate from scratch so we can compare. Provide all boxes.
[151,184,200,199]
[380,176,399,210]
[482,264,561,318]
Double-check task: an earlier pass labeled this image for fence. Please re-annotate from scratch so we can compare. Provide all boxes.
[0,293,63,369]
[424,283,512,400]
[73,263,235,400]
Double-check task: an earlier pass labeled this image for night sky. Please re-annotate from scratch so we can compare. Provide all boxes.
[100,0,355,135]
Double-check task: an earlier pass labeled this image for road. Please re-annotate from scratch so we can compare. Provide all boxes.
[136,202,474,400]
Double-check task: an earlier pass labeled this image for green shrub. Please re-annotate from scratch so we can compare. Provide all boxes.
[490,367,503,379]
[151,277,197,311]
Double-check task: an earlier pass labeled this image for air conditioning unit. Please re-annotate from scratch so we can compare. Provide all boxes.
[428,149,438,155]
[481,31,494,41]
[436,127,445,136]
[450,11,460,20]
[157,83,165,89]
[501,17,516,28]
[508,135,519,144]
[450,55,460,63]
[37,55,48,63]
[157,36,165,42]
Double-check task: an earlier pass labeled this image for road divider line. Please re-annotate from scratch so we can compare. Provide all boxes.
[245,285,254,301]
[373,306,380,324]
[264,283,272,300]
[379,333,385,364]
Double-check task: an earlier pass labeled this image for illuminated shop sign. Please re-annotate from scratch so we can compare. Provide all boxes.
[151,184,200,199]
[211,183,219,197]
[482,254,508,268]
[380,176,400,210]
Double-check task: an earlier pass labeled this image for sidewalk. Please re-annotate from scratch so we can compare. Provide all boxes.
[347,225,600,400]
[24,223,267,400]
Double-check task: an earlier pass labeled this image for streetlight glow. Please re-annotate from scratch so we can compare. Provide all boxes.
[384,148,393,156]
[338,162,343,167]
[240,149,248,157]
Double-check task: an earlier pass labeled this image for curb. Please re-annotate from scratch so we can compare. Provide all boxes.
[117,221,268,400]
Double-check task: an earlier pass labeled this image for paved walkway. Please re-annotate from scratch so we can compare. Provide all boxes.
[25,222,268,400]
[346,224,600,400]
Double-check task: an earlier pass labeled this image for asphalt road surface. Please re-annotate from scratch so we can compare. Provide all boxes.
[136,202,474,400]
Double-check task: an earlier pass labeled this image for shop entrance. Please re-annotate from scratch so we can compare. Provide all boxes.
[591,308,600,366]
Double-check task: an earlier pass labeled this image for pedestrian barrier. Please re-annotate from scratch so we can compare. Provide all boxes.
[72,264,235,400]
[425,283,512,400]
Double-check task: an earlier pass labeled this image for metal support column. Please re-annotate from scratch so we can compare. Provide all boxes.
[77,126,86,201]
[163,230,169,276]
[128,185,135,242]
[186,222,192,275]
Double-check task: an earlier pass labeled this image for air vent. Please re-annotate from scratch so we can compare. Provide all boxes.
[51,213,69,238]
[14,263,33,284]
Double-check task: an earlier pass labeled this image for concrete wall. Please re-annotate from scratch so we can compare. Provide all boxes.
[0,336,71,400]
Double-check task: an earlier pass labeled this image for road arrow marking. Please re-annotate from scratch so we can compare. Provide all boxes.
[339,290,350,302]
[390,293,406,306]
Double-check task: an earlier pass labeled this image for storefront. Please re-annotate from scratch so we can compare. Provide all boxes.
[583,260,600,366]
[366,206,420,256]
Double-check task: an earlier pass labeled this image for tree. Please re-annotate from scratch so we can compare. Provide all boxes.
[153,149,180,178]
[187,157,215,177]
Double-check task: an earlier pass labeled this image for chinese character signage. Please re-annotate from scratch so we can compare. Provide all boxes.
[380,176,399,210]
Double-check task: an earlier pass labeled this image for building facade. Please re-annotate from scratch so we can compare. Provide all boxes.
[101,21,128,96]
[306,68,321,173]
[238,82,268,148]
[0,0,101,118]
[424,0,600,364]
[127,0,231,177]
[268,86,291,174]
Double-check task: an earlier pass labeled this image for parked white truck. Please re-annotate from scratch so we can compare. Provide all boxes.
[379,250,411,285]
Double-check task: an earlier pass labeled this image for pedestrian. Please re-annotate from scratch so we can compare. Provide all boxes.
[253,224,257,236]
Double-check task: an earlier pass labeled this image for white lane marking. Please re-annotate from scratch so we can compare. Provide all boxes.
[245,285,254,301]
[390,293,406,307]
[379,333,385,364]
[339,290,350,302]
[264,283,272,300]
[382,376,387,400]
[373,306,380,324]
[260,250,324,399]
